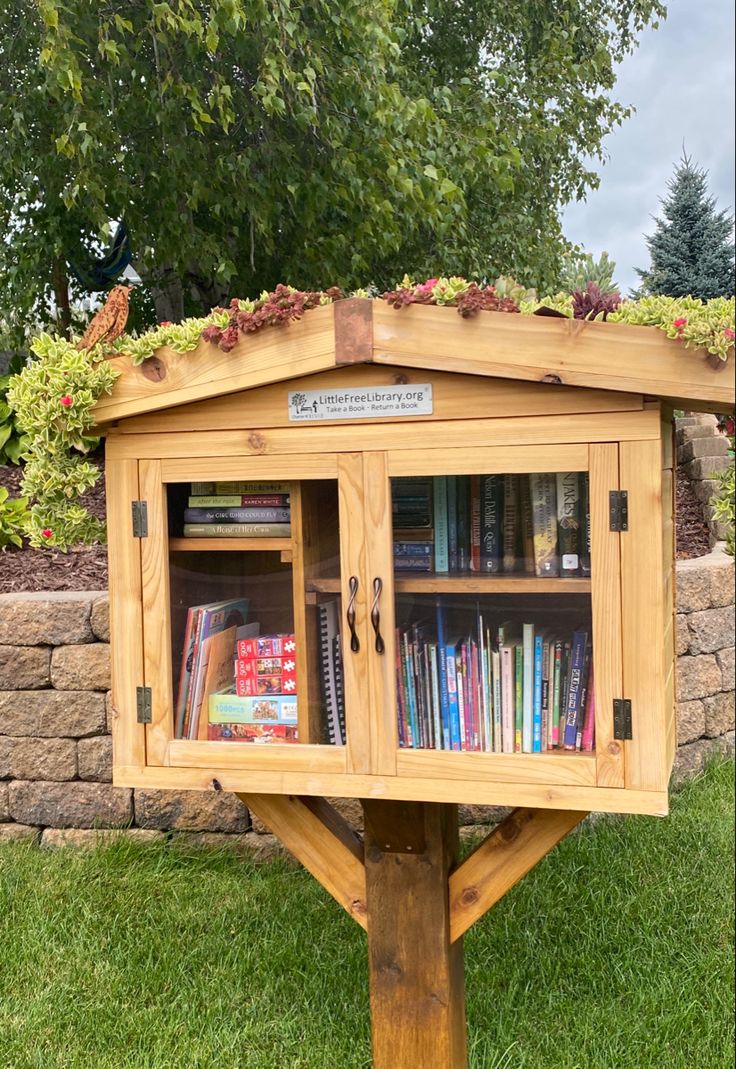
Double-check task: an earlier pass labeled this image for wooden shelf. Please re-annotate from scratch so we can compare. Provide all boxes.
[169,537,292,553]
[306,575,591,595]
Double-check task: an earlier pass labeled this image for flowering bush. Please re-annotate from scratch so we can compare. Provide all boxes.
[5,281,734,550]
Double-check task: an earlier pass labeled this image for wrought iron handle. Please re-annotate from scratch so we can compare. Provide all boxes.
[371,577,385,655]
[346,575,360,653]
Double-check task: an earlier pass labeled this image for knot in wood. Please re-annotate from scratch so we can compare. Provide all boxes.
[607,741,622,756]
[140,356,167,382]
[211,778,223,791]
[541,373,563,385]
[460,886,479,906]
[247,431,266,453]
[499,820,521,843]
[352,898,367,917]
[393,373,408,385]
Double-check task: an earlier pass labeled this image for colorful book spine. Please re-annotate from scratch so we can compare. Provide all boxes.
[447,477,458,572]
[563,631,588,750]
[184,506,291,523]
[480,475,504,573]
[187,494,290,507]
[456,476,470,571]
[191,481,290,494]
[433,477,449,573]
[491,647,502,753]
[469,476,482,572]
[579,473,592,578]
[532,633,544,753]
[529,473,560,577]
[209,693,298,724]
[514,644,523,753]
[581,665,596,751]
[556,472,581,577]
[435,604,451,751]
[183,523,292,537]
[502,474,519,573]
[445,645,461,751]
[551,639,563,748]
[394,541,433,556]
[208,723,298,743]
[500,643,515,754]
[238,635,295,659]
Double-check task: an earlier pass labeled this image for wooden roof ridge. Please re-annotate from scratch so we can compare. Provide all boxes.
[92,297,734,425]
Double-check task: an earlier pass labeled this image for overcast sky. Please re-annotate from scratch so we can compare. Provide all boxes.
[561,0,735,295]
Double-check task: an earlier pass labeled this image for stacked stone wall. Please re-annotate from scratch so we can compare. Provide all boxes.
[676,414,733,546]
[1,561,734,850]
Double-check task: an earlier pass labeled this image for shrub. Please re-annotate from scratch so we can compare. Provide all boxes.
[0,486,30,549]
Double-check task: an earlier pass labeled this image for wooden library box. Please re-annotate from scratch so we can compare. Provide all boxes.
[95,299,733,818]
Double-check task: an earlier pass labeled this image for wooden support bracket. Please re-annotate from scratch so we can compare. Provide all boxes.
[238,793,368,929]
[448,807,587,943]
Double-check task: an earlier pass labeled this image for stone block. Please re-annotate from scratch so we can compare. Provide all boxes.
[0,736,11,779]
[169,831,290,862]
[9,780,133,828]
[676,654,722,702]
[672,731,735,782]
[693,479,720,504]
[0,646,51,690]
[10,737,77,781]
[0,591,103,646]
[704,692,735,737]
[687,457,732,480]
[105,691,115,734]
[0,782,8,821]
[687,606,735,654]
[677,436,730,463]
[0,690,106,738]
[326,797,364,829]
[51,644,111,691]
[458,804,512,827]
[0,823,41,844]
[77,736,113,782]
[716,646,735,690]
[41,827,166,849]
[676,615,690,656]
[134,788,251,834]
[676,699,705,745]
[90,597,110,642]
[675,424,718,444]
[675,563,711,613]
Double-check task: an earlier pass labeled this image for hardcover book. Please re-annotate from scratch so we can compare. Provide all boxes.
[529,473,560,577]
[480,475,503,573]
[184,506,291,524]
[556,472,581,577]
[183,522,292,537]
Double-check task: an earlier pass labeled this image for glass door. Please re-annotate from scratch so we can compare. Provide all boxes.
[363,444,624,788]
[138,456,353,773]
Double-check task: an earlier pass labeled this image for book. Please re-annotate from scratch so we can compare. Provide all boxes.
[469,476,481,572]
[433,476,449,573]
[318,601,345,745]
[514,643,523,753]
[580,665,596,751]
[529,473,560,577]
[447,477,458,572]
[393,555,433,571]
[183,523,292,537]
[556,472,581,577]
[209,692,298,725]
[532,632,544,752]
[502,475,519,573]
[456,476,470,571]
[500,641,515,754]
[579,474,592,578]
[174,606,201,738]
[551,639,563,748]
[238,635,295,659]
[208,722,298,743]
[519,476,536,574]
[563,630,589,750]
[191,481,291,494]
[186,598,250,738]
[394,541,433,556]
[187,494,290,507]
[194,625,238,740]
[184,506,291,524]
[480,475,503,573]
[522,622,534,753]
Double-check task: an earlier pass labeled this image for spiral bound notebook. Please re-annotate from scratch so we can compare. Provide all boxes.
[318,600,345,746]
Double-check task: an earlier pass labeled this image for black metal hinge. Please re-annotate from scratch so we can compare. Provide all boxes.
[136,686,152,724]
[131,500,148,538]
[613,698,632,740]
[609,490,629,532]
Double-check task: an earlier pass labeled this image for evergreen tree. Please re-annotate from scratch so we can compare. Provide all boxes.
[636,155,735,300]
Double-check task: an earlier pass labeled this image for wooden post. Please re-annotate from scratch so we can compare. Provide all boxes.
[362,800,467,1069]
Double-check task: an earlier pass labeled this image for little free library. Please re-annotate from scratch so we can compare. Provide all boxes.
[92,297,733,1069]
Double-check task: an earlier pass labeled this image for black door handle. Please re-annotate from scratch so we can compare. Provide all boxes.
[371,577,385,655]
[346,575,360,652]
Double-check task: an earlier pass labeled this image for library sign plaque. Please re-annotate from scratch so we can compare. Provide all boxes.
[288,383,433,421]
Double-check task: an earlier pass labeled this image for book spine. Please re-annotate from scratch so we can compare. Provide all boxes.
[184,507,291,523]
[529,473,560,577]
[209,693,298,724]
[556,472,581,577]
[446,647,461,751]
[480,475,503,573]
[187,494,290,507]
[519,476,536,574]
[551,640,563,747]
[491,648,502,753]
[522,623,534,753]
[514,644,523,753]
[433,477,449,574]
[394,541,433,556]
[563,631,588,749]
[174,609,198,739]
[502,474,518,573]
[393,556,433,571]
[456,476,470,572]
[470,641,480,751]
[456,644,467,750]
[579,473,592,577]
[183,523,291,537]
[581,664,596,751]
[429,644,442,750]
[532,633,543,753]
[191,481,291,494]
[500,645,515,754]
[469,476,481,572]
[575,645,592,751]
[447,477,458,572]
[541,639,551,752]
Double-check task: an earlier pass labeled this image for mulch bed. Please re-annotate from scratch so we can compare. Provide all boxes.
[0,454,718,594]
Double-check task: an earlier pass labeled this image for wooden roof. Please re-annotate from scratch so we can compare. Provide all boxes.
[92,298,734,426]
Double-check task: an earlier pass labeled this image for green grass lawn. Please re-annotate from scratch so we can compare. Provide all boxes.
[1,760,733,1069]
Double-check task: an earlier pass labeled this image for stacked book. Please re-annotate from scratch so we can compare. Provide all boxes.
[392,473,591,578]
[208,634,299,743]
[317,600,346,745]
[392,478,433,572]
[183,481,292,538]
[396,603,594,754]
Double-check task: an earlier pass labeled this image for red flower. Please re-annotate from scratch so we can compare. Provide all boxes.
[417,278,439,293]
[673,317,687,329]
[724,327,735,341]
[159,320,172,327]
[41,528,53,539]
[60,395,73,407]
